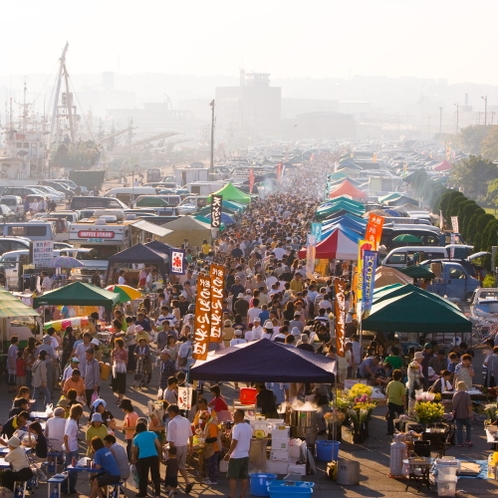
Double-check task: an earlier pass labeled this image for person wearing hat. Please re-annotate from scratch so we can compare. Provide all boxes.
[86,413,109,456]
[222,319,235,348]
[251,317,264,341]
[230,328,247,347]
[262,321,275,341]
[84,348,101,408]
[452,381,473,447]
[1,436,33,491]
[62,357,80,383]
[454,353,475,390]
[35,334,57,391]
[134,324,151,344]
[155,346,175,387]
[407,351,424,414]
[233,293,249,324]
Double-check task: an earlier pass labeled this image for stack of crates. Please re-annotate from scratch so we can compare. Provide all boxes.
[267,425,290,475]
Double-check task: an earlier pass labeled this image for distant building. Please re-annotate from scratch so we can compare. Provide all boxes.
[282,111,357,141]
[215,72,281,146]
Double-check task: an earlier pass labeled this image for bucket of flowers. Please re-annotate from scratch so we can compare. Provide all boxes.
[345,383,377,443]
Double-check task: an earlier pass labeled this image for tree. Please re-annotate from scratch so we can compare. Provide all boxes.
[449,195,468,218]
[450,156,498,201]
[486,178,498,208]
[480,125,498,161]
[439,190,463,223]
[473,213,496,251]
[458,125,488,155]
[463,206,485,243]
[459,201,480,240]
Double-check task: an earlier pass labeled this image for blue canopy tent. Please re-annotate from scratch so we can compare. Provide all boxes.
[190,339,335,383]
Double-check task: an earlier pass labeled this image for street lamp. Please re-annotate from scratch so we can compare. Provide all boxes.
[454,103,459,134]
[482,95,488,128]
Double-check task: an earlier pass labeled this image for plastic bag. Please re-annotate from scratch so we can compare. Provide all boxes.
[45,403,54,417]
[127,464,139,487]
[91,391,100,405]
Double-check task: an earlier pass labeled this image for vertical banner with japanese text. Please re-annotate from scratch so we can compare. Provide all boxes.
[306,234,316,279]
[211,195,223,228]
[365,213,384,250]
[209,263,224,343]
[193,274,212,360]
[170,249,185,275]
[334,278,347,357]
[361,250,377,315]
[249,169,255,194]
[276,162,283,182]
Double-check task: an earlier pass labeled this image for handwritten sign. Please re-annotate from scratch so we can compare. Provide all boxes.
[177,386,193,411]
[211,195,223,228]
[171,250,185,275]
[193,274,211,360]
[210,263,224,343]
[32,240,54,268]
[334,278,346,357]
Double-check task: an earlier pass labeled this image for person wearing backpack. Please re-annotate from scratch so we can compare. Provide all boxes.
[177,334,193,372]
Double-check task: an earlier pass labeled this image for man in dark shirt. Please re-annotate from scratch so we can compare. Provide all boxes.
[297,335,315,353]
[0,411,30,439]
[229,277,245,298]
[255,384,279,418]
[159,350,177,390]
[135,312,151,332]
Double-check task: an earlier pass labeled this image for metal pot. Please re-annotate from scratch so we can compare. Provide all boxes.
[290,410,317,427]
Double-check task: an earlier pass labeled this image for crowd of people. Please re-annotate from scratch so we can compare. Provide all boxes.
[1,154,497,498]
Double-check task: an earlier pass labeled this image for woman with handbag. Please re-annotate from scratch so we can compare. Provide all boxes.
[200,411,220,486]
[111,338,128,404]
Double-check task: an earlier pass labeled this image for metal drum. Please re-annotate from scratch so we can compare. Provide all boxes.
[289,410,317,443]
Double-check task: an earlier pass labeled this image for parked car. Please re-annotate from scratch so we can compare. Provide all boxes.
[0,195,25,220]
[25,185,65,202]
[0,205,16,223]
[40,180,74,199]
[2,186,60,202]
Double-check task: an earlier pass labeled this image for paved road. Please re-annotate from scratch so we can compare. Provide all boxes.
[2,355,496,498]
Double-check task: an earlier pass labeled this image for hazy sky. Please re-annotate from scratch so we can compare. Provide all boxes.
[3,0,497,84]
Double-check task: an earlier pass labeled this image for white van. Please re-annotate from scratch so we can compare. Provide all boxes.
[103,187,157,206]
[1,222,55,241]
[382,246,448,268]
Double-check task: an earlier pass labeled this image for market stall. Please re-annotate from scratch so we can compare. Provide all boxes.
[191,339,336,475]
[33,281,120,315]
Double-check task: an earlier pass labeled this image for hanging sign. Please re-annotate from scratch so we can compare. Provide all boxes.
[211,195,223,228]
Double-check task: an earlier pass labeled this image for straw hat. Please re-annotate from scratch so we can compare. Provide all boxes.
[414,351,424,361]
[7,436,20,448]
[456,381,467,391]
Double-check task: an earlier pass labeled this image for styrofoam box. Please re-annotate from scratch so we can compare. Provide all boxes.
[288,463,306,476]
[271,440,289,450]
[437,479,457,497]
[270,449,290,461]
[272,426,290,439]
[266,459,290,475]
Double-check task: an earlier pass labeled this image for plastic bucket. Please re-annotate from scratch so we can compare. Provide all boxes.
[268,486,313,497]
[240,387,257,405]
[315,440,340,461]
[250,473,277,497]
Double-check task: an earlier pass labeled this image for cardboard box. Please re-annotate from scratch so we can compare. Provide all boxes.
[266,459,290,475]
[271,440,289,450]
[271,426,290,439]
[288,463,306,476]
[270,449,290,461]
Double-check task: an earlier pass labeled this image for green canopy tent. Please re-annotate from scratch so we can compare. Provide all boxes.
[399,265,436,280]
[206,183,252,204]
[392,234,423,244]
[33,281,120,313]
[362,291,471,333]
[372,283,461,310]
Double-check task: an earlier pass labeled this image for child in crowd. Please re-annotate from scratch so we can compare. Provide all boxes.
[16,350,26,389]
[164,446,179,497]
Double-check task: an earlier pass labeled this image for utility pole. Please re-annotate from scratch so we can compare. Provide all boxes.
[439,107,443,134]
[454,103,459,134]
[209,99,215,178]
[482,95,488,129]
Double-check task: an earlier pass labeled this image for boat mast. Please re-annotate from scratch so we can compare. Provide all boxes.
[49,42,69,151]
